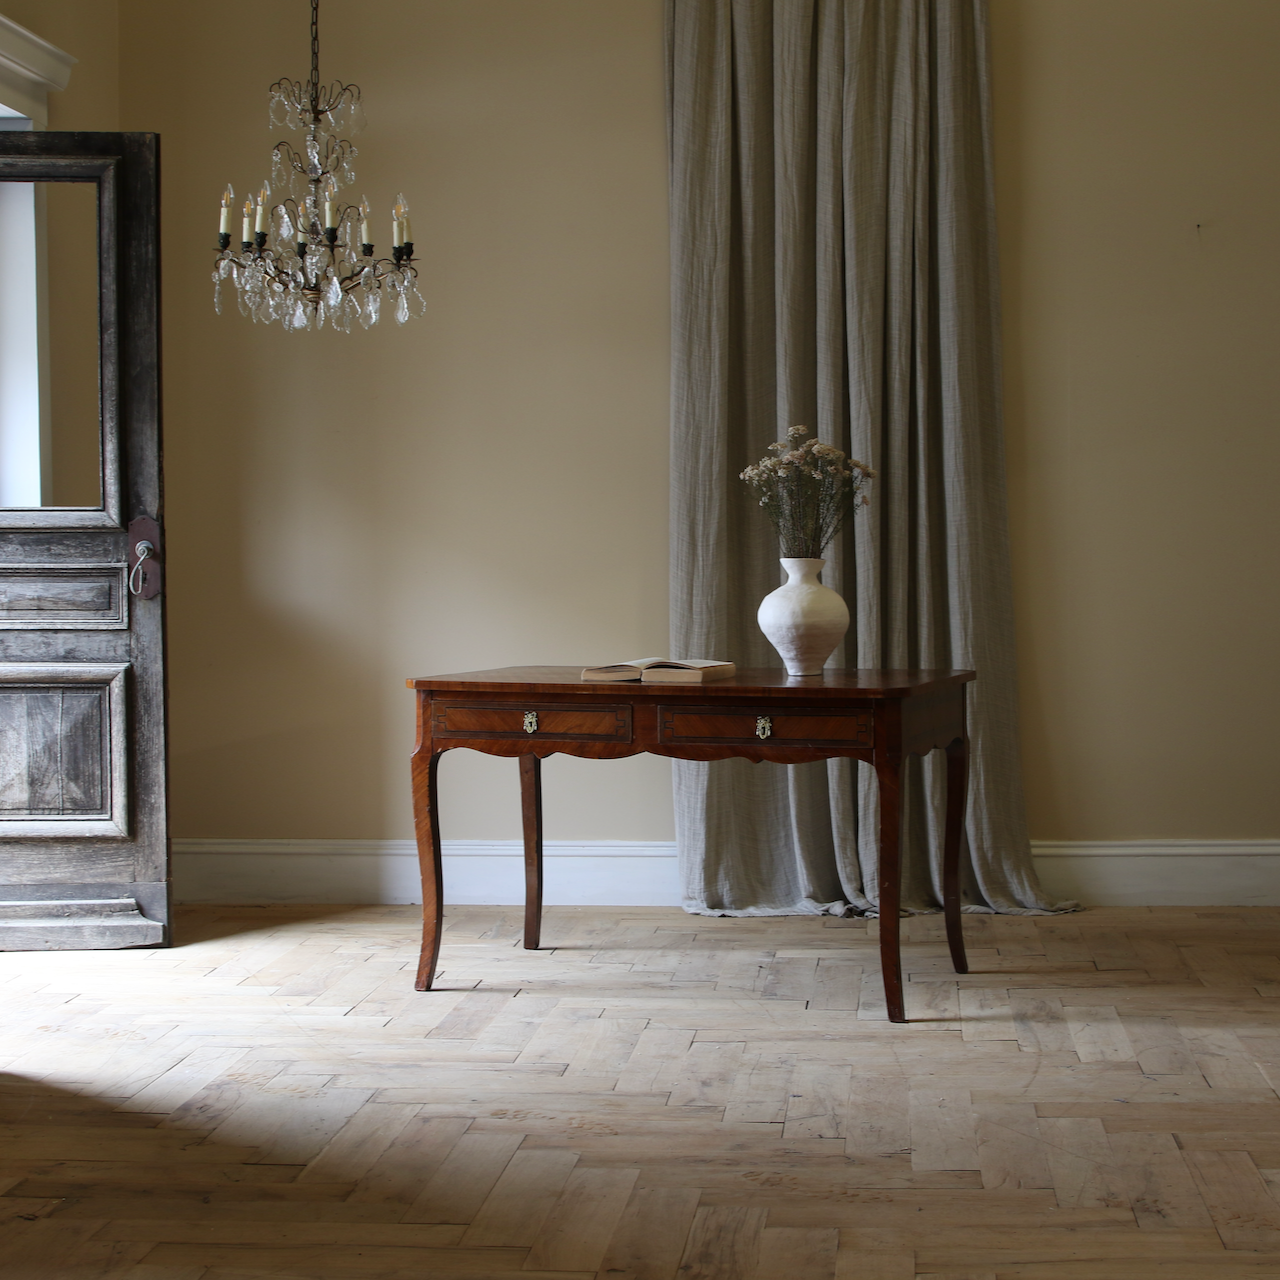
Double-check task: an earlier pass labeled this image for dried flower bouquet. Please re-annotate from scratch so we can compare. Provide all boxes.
[739,426,876,558]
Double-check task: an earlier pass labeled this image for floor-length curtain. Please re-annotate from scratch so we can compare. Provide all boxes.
[668,0,1072,916]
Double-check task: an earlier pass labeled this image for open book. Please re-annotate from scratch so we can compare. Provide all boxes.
[581,658,736,683]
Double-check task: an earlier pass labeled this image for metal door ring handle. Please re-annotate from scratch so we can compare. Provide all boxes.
[128,541,154,597]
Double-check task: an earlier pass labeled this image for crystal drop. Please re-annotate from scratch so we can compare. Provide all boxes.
[396,291,409,324]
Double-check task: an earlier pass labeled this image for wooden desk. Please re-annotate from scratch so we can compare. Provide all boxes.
[407,667,974,1023]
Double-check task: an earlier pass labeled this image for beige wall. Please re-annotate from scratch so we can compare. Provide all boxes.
[122,0,674,842]
[9,0,1278,849]
[991,0,1280,840]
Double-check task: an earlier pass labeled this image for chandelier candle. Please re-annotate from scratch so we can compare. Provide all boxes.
[212,0,425,331]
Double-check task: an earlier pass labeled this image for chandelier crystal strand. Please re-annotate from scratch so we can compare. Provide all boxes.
[213,0,424,332]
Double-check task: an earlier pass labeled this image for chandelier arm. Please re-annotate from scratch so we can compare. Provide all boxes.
[272,141,312,178]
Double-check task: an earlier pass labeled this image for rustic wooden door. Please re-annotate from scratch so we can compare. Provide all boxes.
[0,133,167,949]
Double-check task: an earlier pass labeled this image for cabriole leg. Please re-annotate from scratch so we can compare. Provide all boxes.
[412,746,446,991]
[943,736,970,975]
[875,755,907,1023]
[521,753,544,949]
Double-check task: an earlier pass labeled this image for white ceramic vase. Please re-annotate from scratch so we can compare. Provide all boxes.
[757,558,850,677]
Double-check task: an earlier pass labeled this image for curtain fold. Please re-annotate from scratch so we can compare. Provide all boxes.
[668,0,1073,917]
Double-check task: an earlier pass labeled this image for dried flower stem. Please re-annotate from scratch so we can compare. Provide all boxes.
[739,426,876,558]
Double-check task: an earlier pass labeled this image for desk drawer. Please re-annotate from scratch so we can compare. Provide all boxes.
[659,705,873,747]
[432,700,631,742]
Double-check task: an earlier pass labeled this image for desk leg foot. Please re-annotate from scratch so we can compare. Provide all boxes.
[876,756,907,1023]
[412,746,446,991]
[521,754,543,950]
[943,736,970,975]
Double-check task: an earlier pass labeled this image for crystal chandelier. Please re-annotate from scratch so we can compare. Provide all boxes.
[213,0,424,332]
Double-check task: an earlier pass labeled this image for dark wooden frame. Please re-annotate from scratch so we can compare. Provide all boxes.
[0,135,160,532]
[0,134,168,941]
[408,667,974,1023]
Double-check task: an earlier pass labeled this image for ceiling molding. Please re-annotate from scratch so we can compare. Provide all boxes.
[0,13,75,127]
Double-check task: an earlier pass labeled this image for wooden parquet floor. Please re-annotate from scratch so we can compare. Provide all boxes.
[4,905,1280,1279]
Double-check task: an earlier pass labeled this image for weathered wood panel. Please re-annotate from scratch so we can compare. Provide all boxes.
[0,565,126,627]
[0,686,106,813]
[0,663,127,837]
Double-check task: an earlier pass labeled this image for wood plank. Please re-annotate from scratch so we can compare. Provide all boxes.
[1063,1005,1135,1062]
[1011,995,1074,1054]
[755,1226,838,1280]
[674,1205,766,1280]
[834,1249,916,1280]
[847,1076,910,1159]
[1037,1116,1127,1210]
[1106,1131,1216,1229]
[596,1186,702,1280]
[401,1131,523,1224]
[959,987,1017,1041]
[523,1165,639,1271]
[297,1100,421,1183]
[661,1040,745,1107]
[1185,1149,1280,1249]
[910,1086,980,1171]
[784,1060,852,1140]
[458,1147,579,1245]
[347,1115,471,1207]
[974,1101,1054,1191]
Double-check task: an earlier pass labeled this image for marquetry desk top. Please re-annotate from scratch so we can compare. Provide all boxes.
[409,666,975,697]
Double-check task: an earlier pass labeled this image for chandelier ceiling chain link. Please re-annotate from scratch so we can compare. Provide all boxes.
[213,0,424,332]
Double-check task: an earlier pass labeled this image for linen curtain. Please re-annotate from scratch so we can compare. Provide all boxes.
[668,0,1071,916]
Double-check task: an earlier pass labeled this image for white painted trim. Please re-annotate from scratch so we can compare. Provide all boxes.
[1031,839,1280,858]
[169,838,1280,908]
[172,839,678,859]
[0,15,74,128]
[1030,841,1280,907]
[171,839,683,907]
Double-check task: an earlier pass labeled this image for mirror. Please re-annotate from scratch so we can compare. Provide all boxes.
[0,179,102,508]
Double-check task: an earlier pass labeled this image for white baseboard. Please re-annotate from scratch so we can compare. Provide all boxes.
[1030,839,1280,907]
[170,838,1280,908]
[171,839,683,907]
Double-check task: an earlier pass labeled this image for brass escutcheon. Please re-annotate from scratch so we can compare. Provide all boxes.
[756,715,772,740]
[523,711,538,734]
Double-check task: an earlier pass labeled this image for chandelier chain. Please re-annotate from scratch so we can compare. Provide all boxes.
[310,0,320,118]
